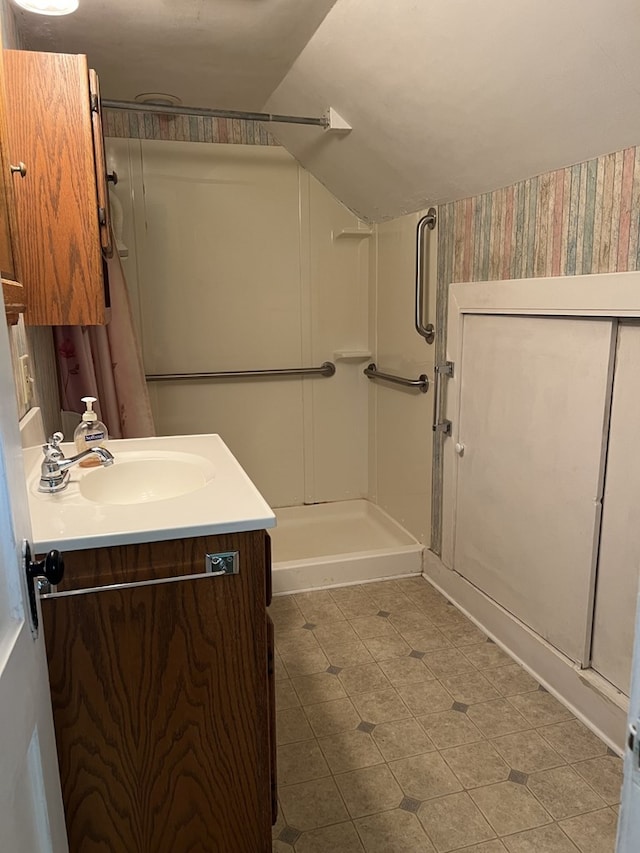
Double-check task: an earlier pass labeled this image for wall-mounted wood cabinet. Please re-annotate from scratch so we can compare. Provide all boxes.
[4,50,112,326]
[42,529,275,852]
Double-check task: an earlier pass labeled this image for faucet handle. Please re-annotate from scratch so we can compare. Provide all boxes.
[43,432,65,462]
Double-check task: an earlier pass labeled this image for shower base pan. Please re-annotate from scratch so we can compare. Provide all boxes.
[270,499,423,594]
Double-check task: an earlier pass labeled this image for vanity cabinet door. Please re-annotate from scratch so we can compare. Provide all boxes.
[41,531,273,853]
[4,50,109,325]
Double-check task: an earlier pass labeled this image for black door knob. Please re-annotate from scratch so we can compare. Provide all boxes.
[24,541,65,636]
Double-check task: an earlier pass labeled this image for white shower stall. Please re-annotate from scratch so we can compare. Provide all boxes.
[106,138,435,590]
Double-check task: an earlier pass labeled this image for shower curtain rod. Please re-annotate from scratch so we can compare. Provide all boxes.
[102,99,329,128]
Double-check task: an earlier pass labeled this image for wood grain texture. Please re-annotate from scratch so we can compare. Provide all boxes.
[42,531,272,852]
[88,69,113,259]
[4,51,107,325]
[266,614,278,825]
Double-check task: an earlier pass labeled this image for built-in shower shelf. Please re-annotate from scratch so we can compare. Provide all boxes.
[332,227,374,241]
[334,350,372,361]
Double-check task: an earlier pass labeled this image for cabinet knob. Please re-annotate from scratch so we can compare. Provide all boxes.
[10,161,27,178]
[106,171,118,185]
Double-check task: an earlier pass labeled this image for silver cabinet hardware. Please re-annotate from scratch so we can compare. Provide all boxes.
[206,551,240,576]
[433,361,454,436]
[10,161,27,178]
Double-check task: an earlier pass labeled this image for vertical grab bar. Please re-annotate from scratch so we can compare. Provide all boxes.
[432,361,454,435]
[415,208,437,344]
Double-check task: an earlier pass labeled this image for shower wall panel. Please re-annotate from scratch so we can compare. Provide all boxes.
[106,139,369,508]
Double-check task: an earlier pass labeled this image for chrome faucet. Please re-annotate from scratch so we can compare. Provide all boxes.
[38,432,115,493]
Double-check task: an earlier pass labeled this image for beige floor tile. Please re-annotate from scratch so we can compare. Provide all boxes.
[276,679,301,710]
[277,740,331,786]
[396,680,454,715]
[463,642,514,670]
[275,651,289,682]
[329,586,374,605]
[313,620,360,649]
[441,739,511,788]
[388,751,462,800]
[466,698,530,738]
[442,622,489,647]
[459,843,508,853]
[417,791,496,851]
[423,604,472,630]
[417,708,484,749]
[277,707,314,745]
[279,776,349,830]
[470,781,552,835]
[538,721,608,764]
[502,823,579,853]
[491,730,565,774]
[295,821,365,853]
[525,765,605,820]
[280,646,329,677]
[350,688,412,725]
[388,611,436,638]
[440,670,500,704]
[422,646,477,677]
[507,690,574,727]
[350,616,400,640]
[291,672,347,706]
[272,841,295,853]
[355,809,436,853]
[318,730,384,774]
[370,718,434,761]
[273,799,286,837]
[560,807,618,853]
[269,593,299,612]
[294,590,347,624]
[324,641,375,668]
[338,663,391,695]
[378,655,435,685]
[271,607,308,632]
[403,626,452,652]
[304,697,362,737]
[364,585,416,611]
[335,764,404,818]
[362,634,412,661]
[337,599,382,619]
[482,665,540,696]
[276,629,321,655]
[572,755,623,805]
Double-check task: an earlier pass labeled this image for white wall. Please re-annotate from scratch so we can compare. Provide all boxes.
[106,139,370,508]
[369,212,436,544]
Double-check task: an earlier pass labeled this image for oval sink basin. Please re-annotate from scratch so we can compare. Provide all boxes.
[79,453,213,505]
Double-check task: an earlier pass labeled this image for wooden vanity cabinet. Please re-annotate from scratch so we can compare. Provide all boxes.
[3,50,111,325]
[41,529,276,853]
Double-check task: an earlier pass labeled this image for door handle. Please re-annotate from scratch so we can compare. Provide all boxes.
[24,540,64,637]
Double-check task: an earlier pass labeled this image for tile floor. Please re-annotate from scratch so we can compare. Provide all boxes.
[268,576,623,853]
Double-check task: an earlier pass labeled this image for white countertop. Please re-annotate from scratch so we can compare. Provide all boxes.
[24,434,276,552]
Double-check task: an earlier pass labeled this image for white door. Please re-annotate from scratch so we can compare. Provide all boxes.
[616,591,640,852]
[591,322,640,696]
[0,319,68,849]
[454,314,615,663]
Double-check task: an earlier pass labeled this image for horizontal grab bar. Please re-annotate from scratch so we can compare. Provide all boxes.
[146,361,336,382]
[363,363,429,393]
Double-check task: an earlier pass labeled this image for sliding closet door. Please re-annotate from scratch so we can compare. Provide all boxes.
[591,322,640,696]
[454,315,615,663]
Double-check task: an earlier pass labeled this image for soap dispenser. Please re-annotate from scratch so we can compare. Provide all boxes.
[74,396,109,467]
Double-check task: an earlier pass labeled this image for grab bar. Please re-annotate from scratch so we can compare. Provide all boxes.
[432,361,454,434]
[364,363,429,393]
[415,208,437,345]
[145,361,336,382]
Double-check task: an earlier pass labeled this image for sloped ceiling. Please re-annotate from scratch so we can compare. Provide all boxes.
[15,0,640,222]
[15,0,338,110]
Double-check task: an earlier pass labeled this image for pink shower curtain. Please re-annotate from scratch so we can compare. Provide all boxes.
[54,247,155,439]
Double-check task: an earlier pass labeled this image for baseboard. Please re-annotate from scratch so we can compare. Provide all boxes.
[423,550,627,754]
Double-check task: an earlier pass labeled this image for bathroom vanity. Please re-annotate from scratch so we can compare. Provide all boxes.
[25,435,277,853]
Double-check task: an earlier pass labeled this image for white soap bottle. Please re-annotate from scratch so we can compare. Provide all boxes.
[74,396,109,467]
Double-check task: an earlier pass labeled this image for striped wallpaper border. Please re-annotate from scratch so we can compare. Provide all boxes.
[437,146,640,288]
[103,108,279,146]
